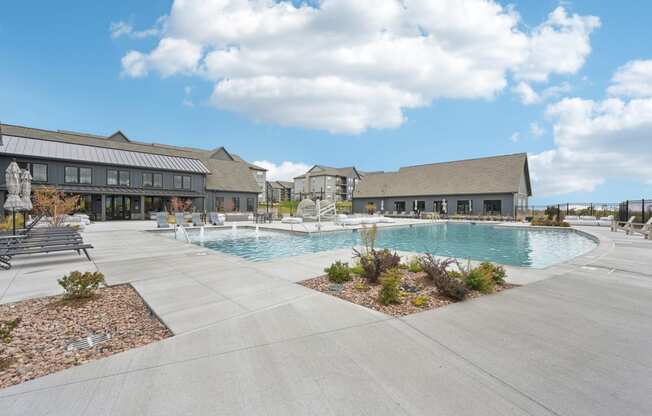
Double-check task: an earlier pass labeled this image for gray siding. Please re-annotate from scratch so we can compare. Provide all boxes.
[353,193,518,216]
[206,191,259,213]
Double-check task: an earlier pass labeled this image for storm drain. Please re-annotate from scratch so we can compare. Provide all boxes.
[66,333,112,351]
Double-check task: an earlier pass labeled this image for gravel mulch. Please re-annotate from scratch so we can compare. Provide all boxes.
[0,284,171,389]
[300,270,518,317]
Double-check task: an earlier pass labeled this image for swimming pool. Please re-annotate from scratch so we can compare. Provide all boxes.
[167,223,597,268]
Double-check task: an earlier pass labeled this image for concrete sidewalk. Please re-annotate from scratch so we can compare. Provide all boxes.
[1,224,651,415]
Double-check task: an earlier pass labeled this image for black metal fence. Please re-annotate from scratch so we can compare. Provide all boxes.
[527,199,651,223]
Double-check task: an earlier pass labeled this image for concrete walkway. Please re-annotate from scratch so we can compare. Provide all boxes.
[1,223,651,415]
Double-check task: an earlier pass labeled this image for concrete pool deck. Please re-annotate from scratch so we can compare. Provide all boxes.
[1,221,651,415]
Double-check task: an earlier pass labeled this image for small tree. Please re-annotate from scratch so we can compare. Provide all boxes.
[169,197,193,213]
[32,187,80,227]
[359,224,378,254]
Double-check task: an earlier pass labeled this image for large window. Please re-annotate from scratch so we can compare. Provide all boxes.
[216,197,224,212]
[173,175,182,189]
[457,200,471,215]
[246,197,255,212]
[119,170,130,186]
[433,200,443,213]
[483,200,502,215]
[31,163,48,182]
[107,170,118,185]
[232,196,240,212]
[144,196,164,213]
[65,166,78,183]
[143,173,153,187]
[415,200,426,212]
[394,200,406,212]
[182,176,191,190]
[153,173,163,188]
[79,167,92,184]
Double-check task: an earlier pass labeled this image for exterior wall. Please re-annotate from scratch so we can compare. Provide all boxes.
[293,178,305,199]
[353,193,517,216]
[205,190,258,213]
[251,168,266,202]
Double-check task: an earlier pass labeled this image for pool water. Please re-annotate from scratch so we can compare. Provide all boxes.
[171,223,597,268]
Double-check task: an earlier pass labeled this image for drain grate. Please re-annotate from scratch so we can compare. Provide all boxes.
[66,333,112,351]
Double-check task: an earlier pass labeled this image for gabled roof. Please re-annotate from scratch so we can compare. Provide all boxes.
[268,180,293,190]
[295,165,361,179]
[0,123,261,192]
[354,153,532,198]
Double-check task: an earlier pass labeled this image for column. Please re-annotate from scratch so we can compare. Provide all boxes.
[101,194,106,221]
[140,195,145,220]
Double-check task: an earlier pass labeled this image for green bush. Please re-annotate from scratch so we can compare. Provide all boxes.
[58,271,106,299]
[411,295,429,308]
[419,255,468,301]
[350,263,364,276]
[464,268,495,294]
[353,248,401,283]
[477,262,506,284]
[531,218,570,227]
[324,261,352,283]
[353,282,370,292]
[378,269,402,305]
[0,318,20,343]
[407,258,423,273]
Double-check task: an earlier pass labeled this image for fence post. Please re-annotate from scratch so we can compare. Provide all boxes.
[643,199,646,223]
[566,203,569,216]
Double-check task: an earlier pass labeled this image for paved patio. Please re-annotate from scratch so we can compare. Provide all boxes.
[1,222,651,415]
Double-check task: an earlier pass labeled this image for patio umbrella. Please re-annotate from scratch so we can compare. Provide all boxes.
[20,168,33,211]
[3,160,23,234]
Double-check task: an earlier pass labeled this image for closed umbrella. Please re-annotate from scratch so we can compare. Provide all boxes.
[20,168,33,212]
[442,199,447,214]
[3,160,23,234]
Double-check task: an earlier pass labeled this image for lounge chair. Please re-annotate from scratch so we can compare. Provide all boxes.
[613,216,636,233]
[579,216,599,226]
[192,213,203,226]
[0,231,93,270]
[209,212,225,226]
[630,217,652,239]
[597,215,613,227]
[157,212,170,228]
[564,215,581,226]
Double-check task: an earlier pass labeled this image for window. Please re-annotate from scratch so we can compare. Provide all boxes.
[394,201,406,212]
[143,173,153,187]
[31,163,48,182]
[433,200,443,213]
[246,197,255,212]
[415,200,426,211]
[119,170,130,186]
[182,176,191,190]
[483,200,502,215]
[107,170,118,185]
[153,174,162,188]
[65,167,78,183]
[457,200,471,215]
[174,175,182,189]
[79,167,92,184]
[232,196,240,211]
[216,197,225,212]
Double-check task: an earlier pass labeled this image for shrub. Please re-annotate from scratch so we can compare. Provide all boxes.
[324,261,351,283]
[378,269,402,305]
[464,268,495,294]
[58,271,105,299]
[477,262,506,284]
[419,254,468,301]
[350,263,364,276]
[411,295,429,308]
[407,258,423,273]
[531,218,570,227]
[360,224,378,254]
[354,248,401,283]
[0,318,20,343]
[353,282,370,292]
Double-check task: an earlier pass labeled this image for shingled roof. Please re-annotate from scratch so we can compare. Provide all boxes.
[354,153,531,198]
[294,165,360,179]
[0,123,260,193]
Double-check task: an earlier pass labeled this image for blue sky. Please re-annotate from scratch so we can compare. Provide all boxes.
[1,1,651,204]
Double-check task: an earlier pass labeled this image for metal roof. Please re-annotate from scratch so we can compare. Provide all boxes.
[0,135,210,174]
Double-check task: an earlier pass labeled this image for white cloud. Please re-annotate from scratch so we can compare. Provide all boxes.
[530,92,652,195]
[110,17,166,39]
[529,122,544,137]
[509,132,521,143]
[252,160,310,181]
[118,1,599,133]
[607,59,652,98]
[513,81,572,105]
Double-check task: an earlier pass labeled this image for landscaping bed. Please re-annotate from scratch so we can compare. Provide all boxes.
[0,284,171,389]
[301,269,517,317]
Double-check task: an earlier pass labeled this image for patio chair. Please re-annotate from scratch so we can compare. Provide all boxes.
[613,216,636,233]
[209,212,225,226]
[156,212,170,228]
[630,217,652,239]
[192,213,203,226]
[597,215,613,227]
[175,213,185,226]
